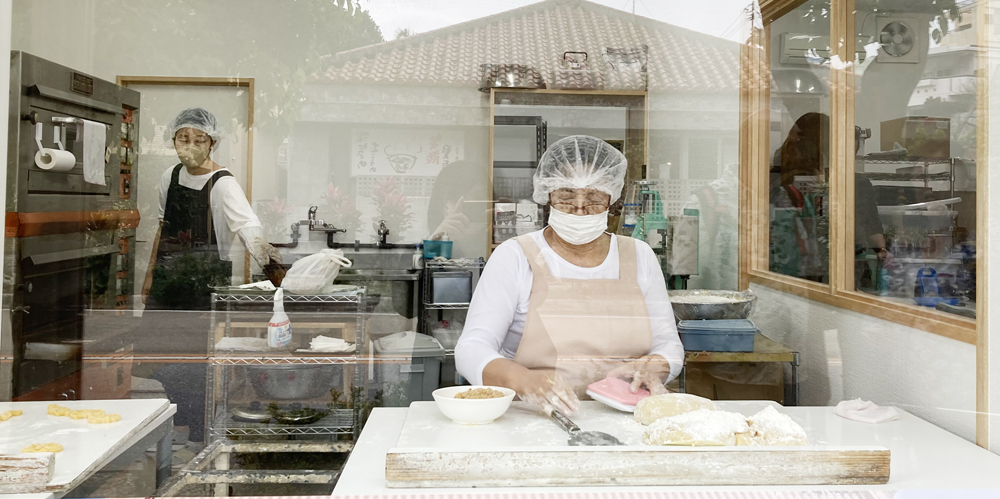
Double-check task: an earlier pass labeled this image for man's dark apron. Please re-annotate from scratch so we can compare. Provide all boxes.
[143,164,233,443]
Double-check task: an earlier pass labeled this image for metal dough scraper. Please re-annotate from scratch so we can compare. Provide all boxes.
[549,409,624,446]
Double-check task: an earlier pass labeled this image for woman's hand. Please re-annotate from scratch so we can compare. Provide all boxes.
[607,355,671,395]
[514,370,580,415]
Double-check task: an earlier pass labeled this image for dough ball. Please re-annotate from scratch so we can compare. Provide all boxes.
[743,406,808,446]
[643,409,749,446]
[22,443,63,453]
[633,393,717,425]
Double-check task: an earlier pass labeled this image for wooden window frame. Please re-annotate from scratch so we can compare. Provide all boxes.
[739,0,983,347]
[116,76,256,283]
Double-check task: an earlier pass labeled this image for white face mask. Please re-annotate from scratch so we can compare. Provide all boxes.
[547,208,608,245]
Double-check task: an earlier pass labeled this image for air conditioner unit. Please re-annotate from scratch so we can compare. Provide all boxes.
[876,16,920,64]
[779,33,869,66]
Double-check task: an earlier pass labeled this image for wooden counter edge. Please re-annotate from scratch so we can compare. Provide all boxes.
[385,446,890,488]
[0,453,54,493]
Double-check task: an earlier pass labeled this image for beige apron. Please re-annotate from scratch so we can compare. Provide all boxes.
[512,233,653,397]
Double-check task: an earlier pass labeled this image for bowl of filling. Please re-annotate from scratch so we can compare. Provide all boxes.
[668,289,757,321]
[432,386,516,425]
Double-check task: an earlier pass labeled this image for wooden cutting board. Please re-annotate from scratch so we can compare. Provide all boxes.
[385,401,890,487]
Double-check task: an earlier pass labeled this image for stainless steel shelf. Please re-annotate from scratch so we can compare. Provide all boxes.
[211,291,364,304]
[857,172,952,182]
[858,156,953,165]
[211,410,355,437]
[211,354,360,366]
[423,303,472,310]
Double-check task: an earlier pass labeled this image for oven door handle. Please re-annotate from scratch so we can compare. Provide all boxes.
[27,244,120,266]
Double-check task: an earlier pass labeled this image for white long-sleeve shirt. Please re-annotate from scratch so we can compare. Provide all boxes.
[455,230,684,386]
[157,166,262,261]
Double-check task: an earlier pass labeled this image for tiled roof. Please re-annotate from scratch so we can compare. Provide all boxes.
[313,0,740,92]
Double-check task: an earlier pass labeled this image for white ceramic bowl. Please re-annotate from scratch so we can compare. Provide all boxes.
[432,386,516,425]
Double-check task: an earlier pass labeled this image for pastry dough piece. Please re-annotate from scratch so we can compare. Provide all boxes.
[743,406,808,446]
[69,409,105,420]
[87,413,121,424]
[633,393,718,425]
[643,409,750,446]
[47,404,71,417]
[22,443,63,453]
[0,410,22,421]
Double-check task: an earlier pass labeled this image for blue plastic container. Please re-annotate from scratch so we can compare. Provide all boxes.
[677,319,758,352]
[422,240,453,259]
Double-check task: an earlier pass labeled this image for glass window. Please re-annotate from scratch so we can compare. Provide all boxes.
[852,0,977,316]
[767,0,833,283]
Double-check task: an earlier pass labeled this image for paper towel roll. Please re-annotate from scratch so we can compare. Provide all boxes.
[34,148,76,171]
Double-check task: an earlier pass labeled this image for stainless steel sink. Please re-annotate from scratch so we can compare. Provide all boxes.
[338,248,418,271]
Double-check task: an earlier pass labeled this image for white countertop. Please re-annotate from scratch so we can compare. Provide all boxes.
[334,402,1000,494]
[0,399,174,494]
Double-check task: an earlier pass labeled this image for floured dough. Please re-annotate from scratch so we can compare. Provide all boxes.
[69,409,105,420]
[743,406,808,446]
[48,404,120,424]
[47,404,71,417]
[87,413,121,424]
[643,409,750,446]
[0,410,23,421]
[633,393,717,425]
[22,443,63,453]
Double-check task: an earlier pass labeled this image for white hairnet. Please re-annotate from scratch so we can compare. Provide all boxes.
[165,108,223,147]
[533,135,628,205]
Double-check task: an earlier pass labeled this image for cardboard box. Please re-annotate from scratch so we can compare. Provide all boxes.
[880,116,950,158]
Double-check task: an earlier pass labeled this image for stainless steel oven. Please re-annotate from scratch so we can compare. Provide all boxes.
[1,52,139,400]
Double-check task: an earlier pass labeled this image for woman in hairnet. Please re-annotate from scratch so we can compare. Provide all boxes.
[138,108,279,445]
[455,135,683,415]
[142,108,280,308]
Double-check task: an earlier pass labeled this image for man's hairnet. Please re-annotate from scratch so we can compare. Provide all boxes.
[165,108,224,147]
[533,135,628,205]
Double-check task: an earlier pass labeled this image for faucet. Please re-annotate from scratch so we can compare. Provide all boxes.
[376,220,390,248]
[274,206,346,249]
[307,206,319,226]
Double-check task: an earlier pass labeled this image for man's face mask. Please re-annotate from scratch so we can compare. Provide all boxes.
[174,130,213,169]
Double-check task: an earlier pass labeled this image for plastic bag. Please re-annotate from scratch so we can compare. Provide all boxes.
[280,249,353,295]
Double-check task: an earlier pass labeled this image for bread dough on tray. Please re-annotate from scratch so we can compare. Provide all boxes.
[633,393,717,425]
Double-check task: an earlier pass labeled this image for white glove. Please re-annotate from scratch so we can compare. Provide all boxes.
[238,225,281,267]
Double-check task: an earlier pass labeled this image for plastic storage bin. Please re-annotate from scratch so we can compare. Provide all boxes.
[373,331,445,406]
[677,319,758,352]
[422,240,453,259]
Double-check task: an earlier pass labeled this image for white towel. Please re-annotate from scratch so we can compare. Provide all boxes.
[308,335,354,353]
[834,398,900,424]
[237,280,276,291]
[215,337,272,352]
[81,119,106,186]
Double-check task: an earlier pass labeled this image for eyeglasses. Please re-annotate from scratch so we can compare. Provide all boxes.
[175,135,212,147]
[550,202,608,215]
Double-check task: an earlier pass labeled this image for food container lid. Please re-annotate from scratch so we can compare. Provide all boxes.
[374,331,445,356]
[677,319,758,332]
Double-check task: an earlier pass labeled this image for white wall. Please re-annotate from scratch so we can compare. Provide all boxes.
[987,34,1000,454]
[751,283,977,441]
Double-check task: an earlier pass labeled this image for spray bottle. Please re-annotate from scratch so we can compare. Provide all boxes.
[268,287,292,348]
